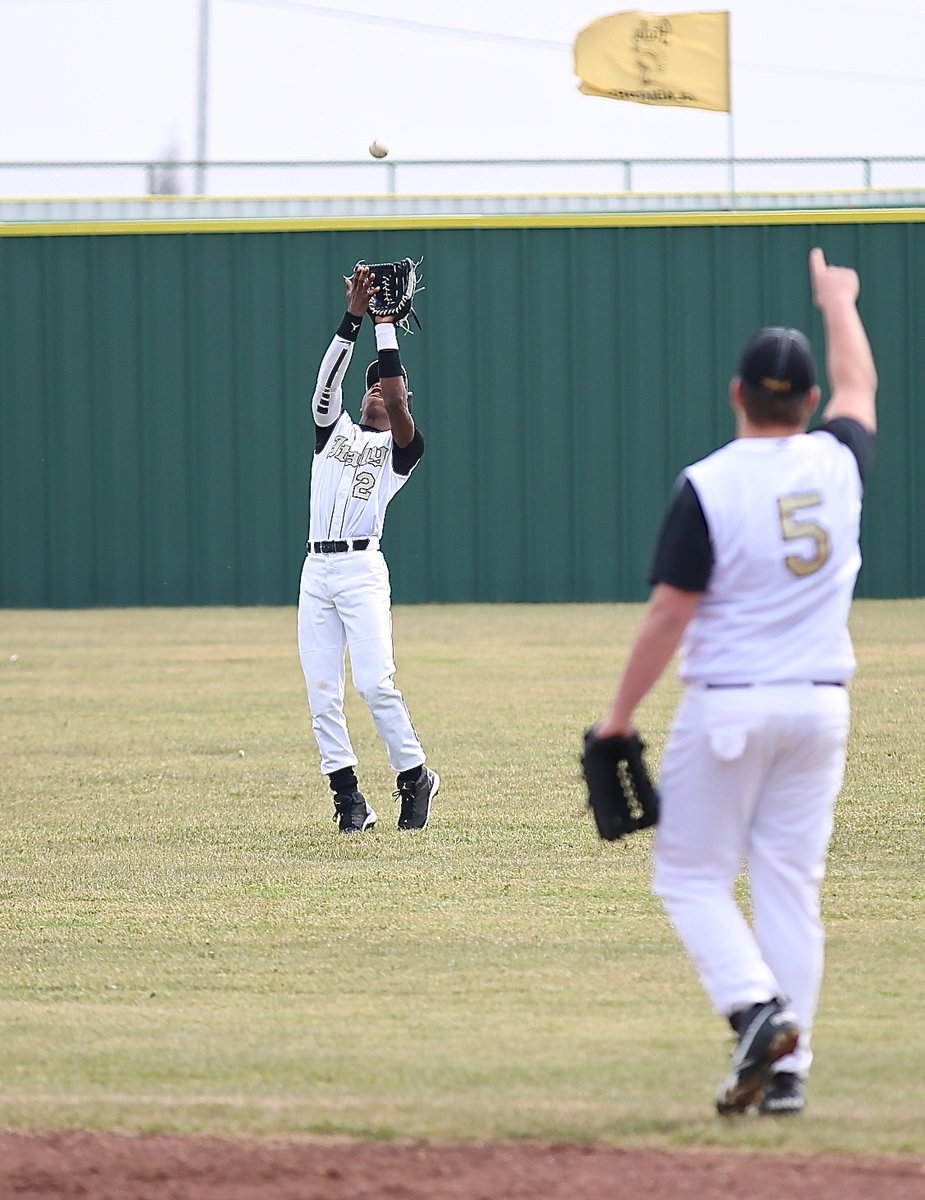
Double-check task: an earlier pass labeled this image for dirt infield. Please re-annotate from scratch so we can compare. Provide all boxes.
[2,1134,924,1200]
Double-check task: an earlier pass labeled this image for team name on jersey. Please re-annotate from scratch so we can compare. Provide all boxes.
[327,436,390,470]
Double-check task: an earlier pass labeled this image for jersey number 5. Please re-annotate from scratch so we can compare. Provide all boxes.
[777,492,831,577]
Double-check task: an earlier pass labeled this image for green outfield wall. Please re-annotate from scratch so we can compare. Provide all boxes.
[1,211,922,606]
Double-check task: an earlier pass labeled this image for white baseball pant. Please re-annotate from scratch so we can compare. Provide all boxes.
[652,682,850,1077]
[297,550,425,776]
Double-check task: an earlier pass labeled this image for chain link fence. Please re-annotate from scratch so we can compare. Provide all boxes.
[3,156,925,199]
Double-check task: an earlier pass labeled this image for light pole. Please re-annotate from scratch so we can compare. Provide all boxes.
[195,0,210,194]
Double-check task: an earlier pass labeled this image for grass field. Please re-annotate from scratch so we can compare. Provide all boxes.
[1,601,923,1154]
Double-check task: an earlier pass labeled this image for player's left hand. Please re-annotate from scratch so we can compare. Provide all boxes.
[581,727,660,842]
[593,715,636,739]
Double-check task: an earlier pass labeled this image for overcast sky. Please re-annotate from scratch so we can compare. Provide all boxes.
[1,0,923,197]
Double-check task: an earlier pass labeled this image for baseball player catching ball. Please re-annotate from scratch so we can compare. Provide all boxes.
[594,247,877,1116]
[297,263,439,833]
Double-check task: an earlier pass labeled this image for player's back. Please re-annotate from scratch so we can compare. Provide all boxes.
[680,429,863,685]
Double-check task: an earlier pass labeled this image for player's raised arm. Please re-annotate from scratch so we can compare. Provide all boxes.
[809,247,878,432]
[372,315,416,448]
[311,265,377,429]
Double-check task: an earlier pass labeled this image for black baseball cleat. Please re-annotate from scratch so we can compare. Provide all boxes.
[716,998,800,1116]
[759,1071,807,1115]
[332,790,377,834]
[395,767,440,830]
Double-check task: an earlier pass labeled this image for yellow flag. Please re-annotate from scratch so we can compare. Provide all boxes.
[574,10,730,112]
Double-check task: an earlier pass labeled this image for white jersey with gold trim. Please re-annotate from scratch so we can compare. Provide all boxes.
[680,432,863,685]
[308,410,418,542]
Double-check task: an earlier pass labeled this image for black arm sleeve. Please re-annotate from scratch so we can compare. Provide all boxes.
[810,417,876,482]
[315,423,337,454]
[648,477,713,592]
[335,311,362,343]
[392,427,425,476]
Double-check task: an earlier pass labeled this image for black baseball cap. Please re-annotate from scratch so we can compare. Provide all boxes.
[365,360,409,391]
[739,327,816,396]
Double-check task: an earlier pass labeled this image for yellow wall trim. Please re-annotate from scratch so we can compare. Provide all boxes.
[4,208,925,237]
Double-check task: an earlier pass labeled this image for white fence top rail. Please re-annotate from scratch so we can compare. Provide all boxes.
[3,157,925,221]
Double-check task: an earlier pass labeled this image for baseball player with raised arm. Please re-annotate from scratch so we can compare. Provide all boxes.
[297,263,439,834]
[594,248,877,1116]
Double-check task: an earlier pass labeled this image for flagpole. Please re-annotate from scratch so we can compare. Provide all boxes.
[195,0,210,196]
[729,12,734,210]
[725,12,734,210]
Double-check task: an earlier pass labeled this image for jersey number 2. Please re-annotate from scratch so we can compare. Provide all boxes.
[352,471,375,500]
[777,492,831,577]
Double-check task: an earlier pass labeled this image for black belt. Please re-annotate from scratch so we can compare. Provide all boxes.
[705,681,845,688]
[306,538,371,554]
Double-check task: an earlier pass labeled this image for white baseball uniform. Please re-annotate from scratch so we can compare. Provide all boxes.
[649,419,874,1077]
[297,318,427,777]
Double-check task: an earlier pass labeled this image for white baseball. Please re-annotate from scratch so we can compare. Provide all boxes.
[369,140,389,159]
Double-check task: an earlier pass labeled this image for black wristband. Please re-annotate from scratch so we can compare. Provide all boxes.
[335,310,361,342]
[377,348,402,379]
